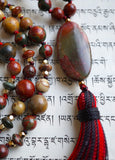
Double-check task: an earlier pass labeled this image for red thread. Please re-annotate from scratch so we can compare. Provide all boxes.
[9,58,15,61]
[11,75,16,79]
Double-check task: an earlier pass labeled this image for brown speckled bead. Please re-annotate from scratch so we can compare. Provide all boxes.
[0,0,7,10]
[16,80,35,100]
[0,95,6,109]
[63,3,76,17]
[0,10,5,22]
[39,63,52,72]
[7,61,21,76]
[36,78,50,92]
[12,100,26,115]
[22,50,35,59]
[20,17,33,31]
[28,94,48,114]
[12,6,22,17]
[2,17,19,34]
[23,65,36,78]
[51,7,64,20]
[0,144,9,158]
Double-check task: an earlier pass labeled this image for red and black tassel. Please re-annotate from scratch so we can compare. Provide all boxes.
[68,83,108,160]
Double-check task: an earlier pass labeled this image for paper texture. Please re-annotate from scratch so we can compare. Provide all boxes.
[0,0,115,159]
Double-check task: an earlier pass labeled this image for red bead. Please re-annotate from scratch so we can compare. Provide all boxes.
[63,3,76,17]
[0,144,9,158]
[39,44,53,59]
[51,7,64,20]
[22,50,35,59]
[0,95,6,109]
[12,6,22,17]
[7,61,21,76]
[22,115,37,130]
[16,80,35,100]
[23,65,36,78]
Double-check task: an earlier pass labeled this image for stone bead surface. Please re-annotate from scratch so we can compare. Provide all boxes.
[15,32,27,46]
[63,3,76,17]
[36,78,50,92]
[51,7,64,20]
[28,26,46,43]
[12,101,26,115]
[39,63,52,72]
[28,94,48,114]
[38,0,51,11]
[22,115,37,130]
[12,134,23,146]
[0,95,6,109]
[0,10,5,22]
[0,144,9,158]
[2,117,13,128]
[0,43,16,63]
[22,50,35,59]
[39,44,52,59]
[3,82,16,91]
[16,80,35,100]
[7,61,21,75]
[23,65,36,78]
[56,21,92,81]
[2,17,19,34]
[20,17,33,31]
[0,0,7,10]
[12,6,22,17]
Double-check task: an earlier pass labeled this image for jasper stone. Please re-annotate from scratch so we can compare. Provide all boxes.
[0,144,9,158]
[56,21,92,81]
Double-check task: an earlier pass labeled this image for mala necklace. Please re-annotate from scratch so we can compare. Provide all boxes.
[0,0,108,159]
[37,0,108,160]
[0,0,53,158]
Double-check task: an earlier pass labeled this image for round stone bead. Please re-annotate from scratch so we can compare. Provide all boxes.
[0,43,16,63]
[7,61,21,76]
[51,7,64,20]
[12,101,26,116]
[0,144,9,158]
[28,94,48,114]
[39,44,52,59]
[22,115,37,130]
[12,6,22,17]
[0,95,6,109]
[2,117,13,129]
[12,134,23,146]
[23,65,36,78]
[0,0,7,10]
[3,82,16,91]
[15,32,27,46]
[63,3,76,17]
[28,26,46,43]
[16,80,35,100]
[2,17,19,34]
[20,17,33,31]
[0,10,5,22]
[22,50,35,59]
[38,0,51,11]
[36,78,50,92]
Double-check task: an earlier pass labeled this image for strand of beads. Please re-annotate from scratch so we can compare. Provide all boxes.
[0,0,53,158]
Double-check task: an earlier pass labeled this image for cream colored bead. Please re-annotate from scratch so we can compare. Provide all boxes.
[42,71,49,77]
[27,57,33,63]
[2,89,9,94]
[36,78,50,92]
[8,115,15,121]
[18,13,24,19]
[0,124,6,130]
[43,59,48,64]
[0,10,5,22]
[9,5,15,10]
[12,101,26,115]
[8,78,15,84]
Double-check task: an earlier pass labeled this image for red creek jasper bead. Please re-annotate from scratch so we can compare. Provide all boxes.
[16,80,35,100]
[22,115,37,130]
[23,65,36,78]
[0,95,6,109]
[39,44,52,59]
[7,61,21,76]
[0,144,9,158]
[51,7,64,20]
[22,50,35,59]
[63,3,76,17]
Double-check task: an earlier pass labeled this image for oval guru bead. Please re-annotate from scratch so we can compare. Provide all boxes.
[0,144,9,158]
[2,17,19,34]
[56,21,92,81]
